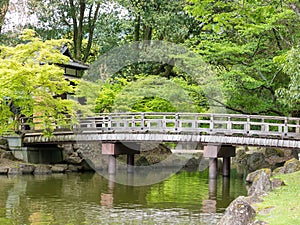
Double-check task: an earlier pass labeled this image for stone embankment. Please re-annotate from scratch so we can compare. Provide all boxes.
[0,137,89,175]
[234,146,299,173]
[218,158,300,225]
[0,137,200,175]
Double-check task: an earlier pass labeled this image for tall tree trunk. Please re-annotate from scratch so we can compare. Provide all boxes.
[77,0,85,60]
[69,0,79,59]
[69,0,85,61]
[143,25,152,41]
[0,0,9,33]
[83,2,101,62]
[134,12,141,42]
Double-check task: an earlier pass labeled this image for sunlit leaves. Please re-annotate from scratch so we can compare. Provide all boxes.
[0,29,79,135]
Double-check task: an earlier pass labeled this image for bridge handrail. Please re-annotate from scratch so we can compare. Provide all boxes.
[21,112,300,139]
[73,113,300,138]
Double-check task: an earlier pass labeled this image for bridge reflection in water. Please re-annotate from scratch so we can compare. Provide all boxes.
[0,171,247,224]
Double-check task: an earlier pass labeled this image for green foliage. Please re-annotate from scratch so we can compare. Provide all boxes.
[94,75,207,113]
[114,75,197,112]
[0,29,80,135]
[186,0,300,115]
[28,0,102,62]
[94,78,128,113]
[274,47,300,115]
[131,96,177,112]
[116,0,193,42]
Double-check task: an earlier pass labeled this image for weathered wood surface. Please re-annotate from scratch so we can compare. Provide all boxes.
[22,113,300,148]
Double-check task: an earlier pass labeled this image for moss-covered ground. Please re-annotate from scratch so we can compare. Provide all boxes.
[254,170,300,224]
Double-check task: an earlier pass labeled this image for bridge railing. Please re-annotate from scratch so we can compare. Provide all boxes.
[69,113,300,139]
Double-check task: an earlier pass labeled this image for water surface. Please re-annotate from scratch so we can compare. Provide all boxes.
[0,169,246,224]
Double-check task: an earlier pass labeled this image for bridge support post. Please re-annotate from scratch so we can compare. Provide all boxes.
[209,158,218,179]
[102,142,140,175]
[222,157,231,177]
[108,155,117,175]
[127,154,135,173]
[204,145,236,179]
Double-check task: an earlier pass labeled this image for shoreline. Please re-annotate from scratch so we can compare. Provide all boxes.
[218,158,300,225]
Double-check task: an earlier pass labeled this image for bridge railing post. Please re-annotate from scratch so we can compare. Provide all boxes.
[227,116,232,130]
[175,113,179,132]
[131,115,136,129]
[296,120,300,133]
[245,116,250,134]
[141,113,145,131]
[210,114,214,133]
[108,114,112,130]
[284,117,288,136]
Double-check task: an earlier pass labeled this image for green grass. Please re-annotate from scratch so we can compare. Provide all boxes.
[254,171,300,224]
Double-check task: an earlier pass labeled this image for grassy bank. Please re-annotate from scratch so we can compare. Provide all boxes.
[254,170,300,224]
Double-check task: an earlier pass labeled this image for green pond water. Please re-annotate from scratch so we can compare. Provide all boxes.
[0,169,247,225]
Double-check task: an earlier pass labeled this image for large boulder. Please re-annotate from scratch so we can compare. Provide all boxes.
[272,158,300,175]
[246,168,272,196]
[263,148,284,158]
[67,164,83,172]
[8,167,22,175]
[283,158,300,174]
[218,196,256,225]
[20,164,36,174]
[0,137,9,150]
[0,166,9,174]
[271,178,285,189]
[234,147,248,165]
[136,156,150,166]
[33,165,52,175]
[0,150,16,160]
[51,164,68,173]
[65,154,83,164]
[247,153,269,172]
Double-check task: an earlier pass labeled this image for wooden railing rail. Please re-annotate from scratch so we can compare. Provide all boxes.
[21,113,300,140]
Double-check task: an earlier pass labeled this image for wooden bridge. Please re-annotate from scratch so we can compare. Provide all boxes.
[19,112,300,178]
[23,112,300,149]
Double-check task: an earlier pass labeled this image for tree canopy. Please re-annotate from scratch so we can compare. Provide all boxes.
[2,0,300,136]
[0,29,80,135]
[185,0,300,116]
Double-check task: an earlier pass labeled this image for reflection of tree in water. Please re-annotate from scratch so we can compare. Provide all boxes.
[0,170,247,224]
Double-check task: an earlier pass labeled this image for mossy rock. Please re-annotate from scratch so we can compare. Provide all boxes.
[246,168,271,183]
[283,158,300,174]
[263,148,284,158]
[235,148,248,163]
[247,153,269,172]
[0,137,9,150]
[136,156,150,166]
[272,166,284,175]
[0,150,16,160]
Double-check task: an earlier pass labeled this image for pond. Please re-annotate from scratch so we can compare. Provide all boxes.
[0,169,247,225]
